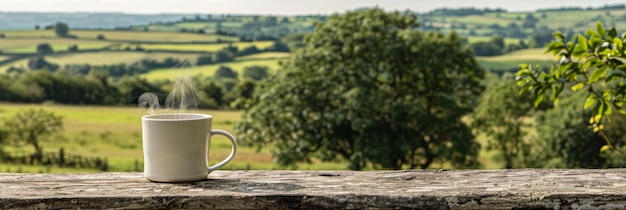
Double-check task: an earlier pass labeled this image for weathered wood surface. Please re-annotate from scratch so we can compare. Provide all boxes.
[2,169,626,209]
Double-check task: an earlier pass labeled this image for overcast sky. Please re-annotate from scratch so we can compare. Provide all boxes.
[0,0,622,15]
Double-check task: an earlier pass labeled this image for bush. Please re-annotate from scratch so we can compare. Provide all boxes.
[242,65,269,81]
[213,66,238,80]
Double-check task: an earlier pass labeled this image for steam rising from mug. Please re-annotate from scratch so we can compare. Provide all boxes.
[138,60,199,114]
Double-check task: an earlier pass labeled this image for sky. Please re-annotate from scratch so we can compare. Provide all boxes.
[0,0,623,15]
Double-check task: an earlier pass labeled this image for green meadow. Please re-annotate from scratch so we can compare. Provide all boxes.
[0,102,504,172]
[45,51,203,66]
[0,29,239,42]
[121,41,275,53]
[142,58,284,81]
[0,103,348,173]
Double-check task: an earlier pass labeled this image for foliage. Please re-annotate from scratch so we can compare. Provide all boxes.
[28,56,59,71]
[264,41,290,52]
[4,109,63,161]
[53,22,70,37]
[516,22,626,153]
[224,79,256,109]
[213,65,238,80]
[36,43,53,55]
[198,80,224,108]
[235,8,484,170]
[212,48,236,63]
[242,65,269,81]
[529,91,626,168]
[472,74,536,168]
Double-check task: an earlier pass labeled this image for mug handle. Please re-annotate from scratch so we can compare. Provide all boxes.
[207,129,237,172]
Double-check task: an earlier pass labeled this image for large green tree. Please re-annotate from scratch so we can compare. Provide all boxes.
[235,8,484,170]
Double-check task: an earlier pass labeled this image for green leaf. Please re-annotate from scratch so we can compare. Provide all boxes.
[600,145,611,153]
[578,34,588,51]
[571,83,584,91]
[572,44,586,56]
[609,28,617,39]
[597,22,606,38]
[554,31,565,42]
[590,68,608,83]
[533,87,545,108]
[584,94,596,109]
[616,105,626,114]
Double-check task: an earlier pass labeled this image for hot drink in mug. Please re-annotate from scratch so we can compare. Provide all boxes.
[142,113,237,182]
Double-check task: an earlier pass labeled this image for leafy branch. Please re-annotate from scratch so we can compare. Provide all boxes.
[516,22,626,154]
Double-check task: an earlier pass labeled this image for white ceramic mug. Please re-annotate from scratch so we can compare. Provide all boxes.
[142,113,237,182]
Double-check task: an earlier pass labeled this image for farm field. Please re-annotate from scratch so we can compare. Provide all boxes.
[45,51,202,66]
[0,38,116,53]
[0,103,348,173]
[0,30,239,43]
[236,52,290,60]
[123,41,275,53]
[142,58,284,81]
[0,102,505,173]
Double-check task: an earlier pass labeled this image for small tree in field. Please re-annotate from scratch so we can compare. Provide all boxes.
[54,22,70,37]
[5,109,63,161]
[516,22,626,155]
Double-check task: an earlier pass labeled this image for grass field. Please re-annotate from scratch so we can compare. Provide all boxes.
[0,102,508,173]
[0,30,240,43]
[0,38,115,53]
[236,52,290,60]
[466,36,522,45]
[46,51,202,66]
[475,47,558,72]
[0,58,31,71]
[142,58,284,81]
[0,55,9,63]
[0,103,349,173]
[124,41,275,53]
[477,48,557,62]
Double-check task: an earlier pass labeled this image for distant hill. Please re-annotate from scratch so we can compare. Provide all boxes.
[0,12,209,30]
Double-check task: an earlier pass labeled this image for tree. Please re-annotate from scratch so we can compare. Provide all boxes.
[199,80,224,108]
[28,56,59,71]
[264,41,290,52]
[197,54,214,65]
[54,22,70,37]
[36,43,53,55]
[68,44,78,52]
[213,66,238,80]
[472,74,537,168]
[516,22,626,155]
[212,48,235,63]
[5,109,63,161]
[522,13,538,29]
[224,79,256,108]
[242,65,269,81]
[470,41,502,56]
[235,8,484,170]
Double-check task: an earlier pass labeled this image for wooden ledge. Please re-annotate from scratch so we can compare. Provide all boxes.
[2,169,626,209]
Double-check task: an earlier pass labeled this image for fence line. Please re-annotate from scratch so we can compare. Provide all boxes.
[0,148,108,171]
